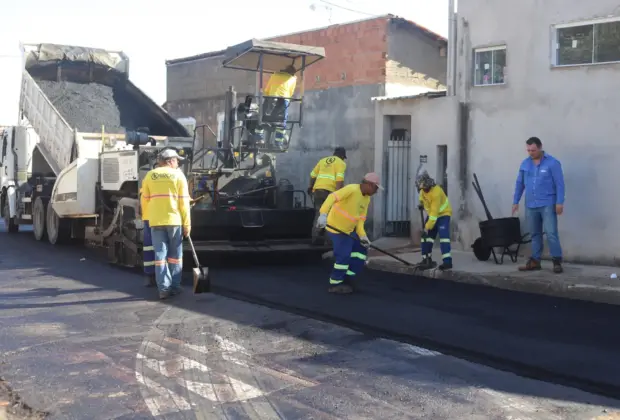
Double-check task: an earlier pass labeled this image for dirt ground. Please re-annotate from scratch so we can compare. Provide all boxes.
[0,379,47,420]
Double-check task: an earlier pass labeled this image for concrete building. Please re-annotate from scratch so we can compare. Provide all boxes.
[164,15,447,235]
[373,0,620,264]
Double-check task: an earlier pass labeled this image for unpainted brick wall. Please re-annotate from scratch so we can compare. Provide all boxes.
[268,17,389,91]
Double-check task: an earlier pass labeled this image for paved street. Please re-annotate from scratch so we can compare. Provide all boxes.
[0,226,619,419]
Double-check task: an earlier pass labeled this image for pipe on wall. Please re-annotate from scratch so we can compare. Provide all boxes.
[447,0,457,96]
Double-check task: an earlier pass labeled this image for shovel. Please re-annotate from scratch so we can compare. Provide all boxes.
[187,236,211,294]
[325,224,414,266]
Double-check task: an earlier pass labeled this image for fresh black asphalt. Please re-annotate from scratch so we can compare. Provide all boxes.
[2,228,620,404]
[208,257,620,398]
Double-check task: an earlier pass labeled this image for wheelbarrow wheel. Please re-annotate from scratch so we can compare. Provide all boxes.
[472,237,492,261]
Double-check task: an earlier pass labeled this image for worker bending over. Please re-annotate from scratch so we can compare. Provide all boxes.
[416,171,452,270]
[141,149,191,299]
[262,65,297,148]
[316,173,382,294]
[308,147,347,244]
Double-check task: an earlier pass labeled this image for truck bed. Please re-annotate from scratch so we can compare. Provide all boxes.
[20,43,189,176]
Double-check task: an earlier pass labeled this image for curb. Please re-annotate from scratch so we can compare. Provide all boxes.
[366,259,620,306]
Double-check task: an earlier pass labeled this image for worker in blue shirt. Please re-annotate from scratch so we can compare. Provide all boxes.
[512,137,565,273]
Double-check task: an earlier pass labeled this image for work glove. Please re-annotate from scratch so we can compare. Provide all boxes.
[417,204,424,211]
[360,236,371,248]
[316,213,328,229]
[307,187,313,195]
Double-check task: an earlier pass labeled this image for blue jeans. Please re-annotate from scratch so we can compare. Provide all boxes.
[526,205,562,260]
[150,226,184,292]
[327,231,367,285]
[421,216,452,263]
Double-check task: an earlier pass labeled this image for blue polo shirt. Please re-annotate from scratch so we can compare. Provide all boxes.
[513,153,565,208]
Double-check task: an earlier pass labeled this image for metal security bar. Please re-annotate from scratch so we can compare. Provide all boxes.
[385,131,411,237]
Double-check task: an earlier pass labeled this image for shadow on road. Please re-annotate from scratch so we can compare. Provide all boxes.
[1,228,619,410]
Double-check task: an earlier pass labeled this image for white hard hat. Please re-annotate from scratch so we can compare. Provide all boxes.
[159,148,185,161]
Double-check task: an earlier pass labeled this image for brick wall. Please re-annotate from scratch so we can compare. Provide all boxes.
[268,16,389,91]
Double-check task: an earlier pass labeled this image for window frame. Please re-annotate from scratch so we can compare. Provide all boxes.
[472,45,507,87]
[552,16,620,67]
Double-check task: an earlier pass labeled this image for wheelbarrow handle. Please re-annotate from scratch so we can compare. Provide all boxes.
[325,224,413,266]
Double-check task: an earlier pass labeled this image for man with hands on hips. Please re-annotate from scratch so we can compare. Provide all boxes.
[315,173,382,294]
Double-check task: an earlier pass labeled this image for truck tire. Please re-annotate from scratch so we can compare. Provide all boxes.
[46,201,71,245]
[33,196,48,241]
[3,198,19,234]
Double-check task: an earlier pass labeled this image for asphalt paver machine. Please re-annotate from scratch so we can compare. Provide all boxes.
[186,39,331,258]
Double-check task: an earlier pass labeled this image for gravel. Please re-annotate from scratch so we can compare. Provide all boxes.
[0,379,47,419]
[36,80,156,134]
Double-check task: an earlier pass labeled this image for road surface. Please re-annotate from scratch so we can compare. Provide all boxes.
[0,226,618,419]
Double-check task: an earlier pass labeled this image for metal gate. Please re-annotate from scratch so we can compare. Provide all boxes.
[385,130,411,237]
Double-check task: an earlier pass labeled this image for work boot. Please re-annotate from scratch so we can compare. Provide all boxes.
[144,275,156,287]
[518,258,541,271]
[552,258,563,274]
[417,256,437,270]
[171,287,183,296]
[343,276,356,291]
[438,262,452,271]
[159,290,171,300]
[328,283,353,294]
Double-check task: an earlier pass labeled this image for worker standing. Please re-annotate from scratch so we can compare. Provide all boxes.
[316,173,382,294]
[308,147,347,244]
[262,65,297,148]
[141,149,191,299]
[416,171,453,270]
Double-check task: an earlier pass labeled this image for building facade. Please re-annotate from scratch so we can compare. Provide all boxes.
[373,1,620,263]
[164,15,447,235]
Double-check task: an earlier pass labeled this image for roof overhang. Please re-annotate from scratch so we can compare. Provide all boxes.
[222,39,325,74]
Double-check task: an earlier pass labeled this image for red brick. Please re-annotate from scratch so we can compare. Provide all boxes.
[269,17,388,90]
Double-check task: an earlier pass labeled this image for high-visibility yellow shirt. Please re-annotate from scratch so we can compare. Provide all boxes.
[264,72,297,98]
[141,166,191,228]
[419,185,452,230]
[140,185,149,221]
[320,184,370,237]
[310,156,346,192]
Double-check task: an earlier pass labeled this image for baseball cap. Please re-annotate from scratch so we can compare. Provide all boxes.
[363,172,383,190]
[334,147,347,159]
[159,148,185,161]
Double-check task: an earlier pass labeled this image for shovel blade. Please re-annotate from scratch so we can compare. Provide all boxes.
[192,266,211,294]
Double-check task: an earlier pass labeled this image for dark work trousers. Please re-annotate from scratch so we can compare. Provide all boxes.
[327,230,367,285]
[312,189,331,244]
[421,215,452,264]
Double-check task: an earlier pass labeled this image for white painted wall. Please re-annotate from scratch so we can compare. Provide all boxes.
[373,95,460,244]
[455,0,620,264]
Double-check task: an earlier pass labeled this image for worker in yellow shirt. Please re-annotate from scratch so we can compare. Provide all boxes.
[316,173,382,294]
[262,65,297,149]
[308,147,347,244]
[416,171,452,270]
[141,149,191,299]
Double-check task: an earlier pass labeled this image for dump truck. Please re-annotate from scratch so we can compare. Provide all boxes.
[1,40,331,269]
[1,43,194,268]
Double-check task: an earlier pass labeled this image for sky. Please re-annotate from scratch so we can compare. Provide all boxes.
[0,0,450,126]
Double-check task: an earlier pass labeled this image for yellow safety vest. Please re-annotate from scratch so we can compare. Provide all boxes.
[141,166,191,228]
[419,185,452,230]
[310,156,346,192]
[320,184,370,237]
